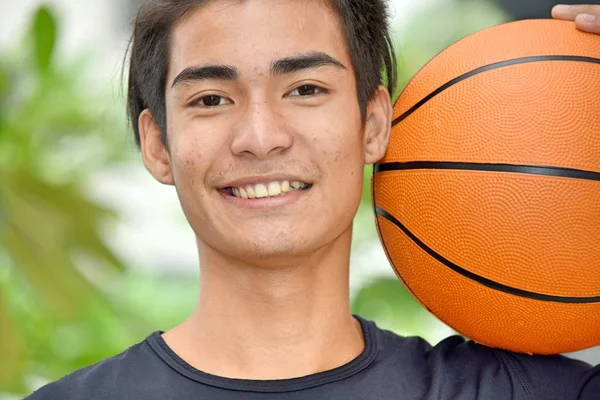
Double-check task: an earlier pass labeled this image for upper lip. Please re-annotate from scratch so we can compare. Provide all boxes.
[218,174,313,189]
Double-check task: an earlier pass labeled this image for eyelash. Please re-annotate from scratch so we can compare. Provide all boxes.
[190,84,328,108]
[191,95,232,108]
[286,84,329,97]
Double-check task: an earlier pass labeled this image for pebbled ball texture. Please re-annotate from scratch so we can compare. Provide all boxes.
[373,19,600,354]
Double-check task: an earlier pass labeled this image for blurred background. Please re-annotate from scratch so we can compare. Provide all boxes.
[1,0,599,397]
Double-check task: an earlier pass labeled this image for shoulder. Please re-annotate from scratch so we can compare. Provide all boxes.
[499,348,599,400]
[25,334,162,400]
[367,319,597,400]
[371,325,516,398]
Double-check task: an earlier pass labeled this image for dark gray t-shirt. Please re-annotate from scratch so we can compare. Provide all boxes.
[26,316,599,400]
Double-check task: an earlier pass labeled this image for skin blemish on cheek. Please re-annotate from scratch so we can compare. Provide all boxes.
[334,149,341,162]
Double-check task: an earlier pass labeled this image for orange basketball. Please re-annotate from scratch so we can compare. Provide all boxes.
[372,19,600,355]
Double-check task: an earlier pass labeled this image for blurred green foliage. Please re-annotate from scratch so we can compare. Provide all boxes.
[0,1,508,397]
[394,0,508,88]
[0,5,140,394]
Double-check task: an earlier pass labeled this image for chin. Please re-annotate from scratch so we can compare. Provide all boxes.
[242,234,311,260]
[228,224,351,265]
[196,210,355,264]
[212,228,317,262]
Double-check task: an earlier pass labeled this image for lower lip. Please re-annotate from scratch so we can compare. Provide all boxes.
[219,188,310,209]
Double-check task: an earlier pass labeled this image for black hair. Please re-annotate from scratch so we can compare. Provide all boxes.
[127,0,396,147]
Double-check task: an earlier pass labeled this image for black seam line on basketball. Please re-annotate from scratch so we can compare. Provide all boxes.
[392,55,600,127]
[373,161,600,182]
[374,207,600,304]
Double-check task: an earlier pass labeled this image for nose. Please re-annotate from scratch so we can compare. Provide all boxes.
[230,99,294,159]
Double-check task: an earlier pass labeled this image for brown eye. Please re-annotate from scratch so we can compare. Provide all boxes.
[194,95,231,107]
[288,85,327,97]
[297,85,316,96]
[204,95,222,106]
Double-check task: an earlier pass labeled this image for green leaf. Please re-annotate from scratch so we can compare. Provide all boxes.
[2,213,93,317]
[0,287,24,391]
[0,64,8,129]
[32,6,57,73]
[0,170,121,316]
[0,62,8,99]
[3,170,125,272]
[0,178,5,234]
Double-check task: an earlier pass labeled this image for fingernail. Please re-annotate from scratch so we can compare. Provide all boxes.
[581,13,597,22]
[554,4,570,12]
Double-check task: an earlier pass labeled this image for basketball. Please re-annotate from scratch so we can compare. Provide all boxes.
[372,19,600,355]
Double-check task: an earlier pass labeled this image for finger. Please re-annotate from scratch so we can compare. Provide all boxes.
[552,4,600,20]
[575,12,600,34]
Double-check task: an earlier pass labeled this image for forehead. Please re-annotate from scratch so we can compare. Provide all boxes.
[168,0,349,80]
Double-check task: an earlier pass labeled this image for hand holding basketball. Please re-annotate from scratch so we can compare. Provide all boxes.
[552,4,600,34]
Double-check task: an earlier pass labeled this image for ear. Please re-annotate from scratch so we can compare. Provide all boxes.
[363,86,393,164]
[139,109,174,185]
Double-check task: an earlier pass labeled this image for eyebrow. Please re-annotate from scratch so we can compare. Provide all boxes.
[171,52,346,89]
[270,52,347,76]
[171,65,238,88]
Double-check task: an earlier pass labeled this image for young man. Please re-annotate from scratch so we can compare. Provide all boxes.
[27,1,600,399]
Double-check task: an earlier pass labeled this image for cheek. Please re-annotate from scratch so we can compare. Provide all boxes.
[169,136,214,212]
[316,120,365,173]
[315,124,365,207]
[316,93,364,167]
[167,116,226,186]
[172,147,205,205]
[169,139,221,234]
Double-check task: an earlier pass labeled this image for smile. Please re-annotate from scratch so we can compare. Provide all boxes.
[226,180,312,199]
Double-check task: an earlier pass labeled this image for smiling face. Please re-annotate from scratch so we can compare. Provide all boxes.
[139,0,392,264]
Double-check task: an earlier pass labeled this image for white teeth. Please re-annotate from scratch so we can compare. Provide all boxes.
[268,182,282,196]
[230,180,309,199]
[255,184,269,199]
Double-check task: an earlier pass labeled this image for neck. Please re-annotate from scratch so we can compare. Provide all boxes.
[163,226,364,380]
